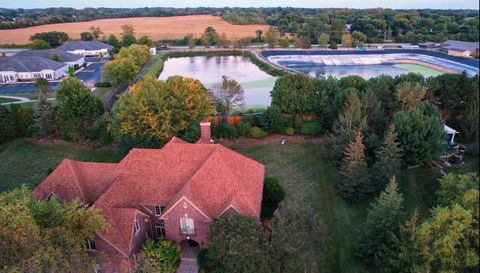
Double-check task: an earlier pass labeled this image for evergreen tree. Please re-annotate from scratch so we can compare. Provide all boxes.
[335,131,372,201]
[372,124,402,191]
[328,89,367,163]
[0,105,15,143]
[361,89,386,135]
[356,177,406,271]
[33,79,56,138]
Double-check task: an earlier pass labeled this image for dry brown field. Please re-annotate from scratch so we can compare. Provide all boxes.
[0,15,270,44]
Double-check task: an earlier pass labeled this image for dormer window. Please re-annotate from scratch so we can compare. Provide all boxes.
[134,220,140,235]
[154,205,165,216]
[86,239,96,250]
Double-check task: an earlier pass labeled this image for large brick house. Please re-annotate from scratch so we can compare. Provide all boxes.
[33,122,265,273]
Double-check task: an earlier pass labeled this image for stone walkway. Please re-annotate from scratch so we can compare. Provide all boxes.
[177,259,199,273]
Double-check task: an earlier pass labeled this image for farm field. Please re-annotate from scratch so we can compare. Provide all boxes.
[0,15,270,44]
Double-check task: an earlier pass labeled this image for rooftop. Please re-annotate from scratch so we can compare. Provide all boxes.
[0,56,67,72]
[57,40,114,51]
[15,49,83,62]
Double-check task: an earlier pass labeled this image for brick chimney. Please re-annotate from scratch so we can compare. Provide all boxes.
[199,121,213,144]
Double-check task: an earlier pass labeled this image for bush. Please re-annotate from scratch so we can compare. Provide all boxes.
[329,41,338,49]
[218,120,237,139]
[301,122,323,135]
[261,105,285,134]
[140,239,180,273]
[243,113,263,127]
[95,82,112,88]
[285,127,294,135]
[90,113,113,145]
[236,121,251,137]
[261,177,286,219]
[249,126,268,139]
[294,118,303,134]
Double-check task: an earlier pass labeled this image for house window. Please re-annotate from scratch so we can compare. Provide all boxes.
[85,239,96,250]
[155,223,166,238]
[134,220,140,235]
[33,72,42,78]
[45,73,53,80]
[154,205,165,215]
[179,218,195,235]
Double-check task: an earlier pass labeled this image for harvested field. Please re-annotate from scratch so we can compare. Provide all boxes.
[0,15,269,44]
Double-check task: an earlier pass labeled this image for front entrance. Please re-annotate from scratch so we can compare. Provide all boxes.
[178,240,200,273]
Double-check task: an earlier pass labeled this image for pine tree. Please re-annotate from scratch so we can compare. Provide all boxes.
[328,89,367,164]
[335,131,372,201]
[33,80,56,138]
[372,124,402,191]
[356,177,406,271]
[0,105,15,143]
[361,89,386,135]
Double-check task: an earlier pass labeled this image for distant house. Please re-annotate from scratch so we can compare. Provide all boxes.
[33,122,265,273]
[15,49,85,68]
[441,40,480,57]
[57,41,114,57]
[0,56,68,82]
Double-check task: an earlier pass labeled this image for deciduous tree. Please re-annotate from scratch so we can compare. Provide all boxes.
[271,74,315,115]
[396,81,426,110]
[121,24,137,47]
[265,27,280,48]
[56,78,104,140]
[103,57,140,86]
[209,75,245,115]
[118,44,150,67]
[110,76,214,153]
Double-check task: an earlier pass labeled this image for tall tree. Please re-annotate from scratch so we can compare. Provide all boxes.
[356,177,406,271]
[0,186,106,272]
[137,35,154,47]
[391,102,444,165]
[103,57,140,86]
[30,31,69,47]
[209,75,245,115]
[335,131,372,201]
[0,105,15,144]
[202,26,219,46]
[110,76,214,153]
[33,79,56,138]
[271,74,315,115]
[255,29,263,42]
[396,81,426,111]
[265,27,280,48]
[372,124,402,191]
[56,78,104,140]
[118,44,151,67]
[328,89,367,163]
[121,24,137,47]
[106,34,120,50]
[317,33,330,47]
[205,215,271,273]
[361,88,386,135]
[89,26,103,40]
[80,31,94,41]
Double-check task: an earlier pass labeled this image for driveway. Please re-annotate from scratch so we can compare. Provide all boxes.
[76,61,107,85]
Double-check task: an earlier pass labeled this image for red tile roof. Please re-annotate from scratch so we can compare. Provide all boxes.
[33,138,265,255]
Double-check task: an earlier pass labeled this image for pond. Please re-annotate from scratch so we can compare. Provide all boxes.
[159,56,276,107]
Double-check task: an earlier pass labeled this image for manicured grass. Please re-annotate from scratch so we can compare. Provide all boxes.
[0,97,20,103]
[0,138,120,192]
[394,63,445,77]
[145,56,165,78]
[241,77,277,89]
[227,140,452,273]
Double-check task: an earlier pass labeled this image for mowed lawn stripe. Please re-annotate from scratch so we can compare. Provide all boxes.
[0,138,120,192]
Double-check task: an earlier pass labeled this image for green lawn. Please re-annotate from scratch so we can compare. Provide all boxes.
[0,138,120,192]
[227,140,458,273]
[145,56,165,78]
[93,87,114,103]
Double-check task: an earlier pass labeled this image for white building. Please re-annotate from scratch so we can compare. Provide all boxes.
[0,56,68,83]
[56,41,114,57]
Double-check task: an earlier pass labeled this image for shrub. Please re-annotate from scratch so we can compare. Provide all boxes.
[301,122,323,135]
[90,113,113,145]
[236,121,251,137]
[218,120,237,139]
[249,126,268,139]
[261,105,285,134]
[95,82,112,88]
[244,113,263,127]
[285,127,294,135]
[279,39,290,48]
[329,41,338,49]
[261,177,286,219]
[294,118,303,134]
[140,239,180,273]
